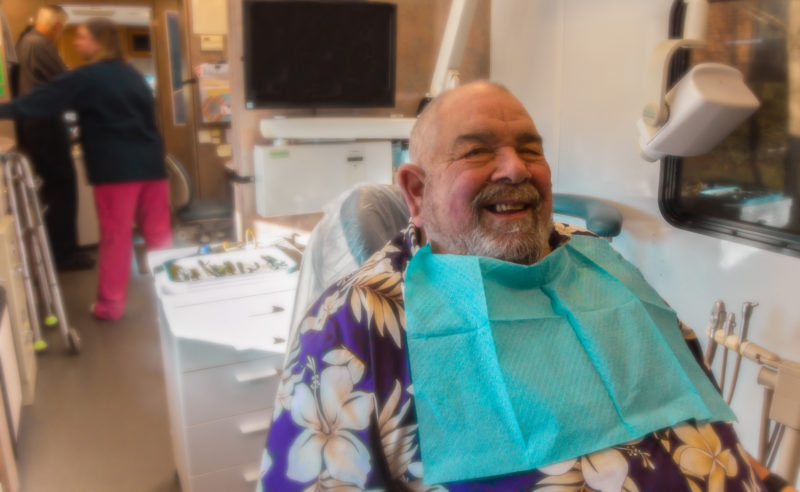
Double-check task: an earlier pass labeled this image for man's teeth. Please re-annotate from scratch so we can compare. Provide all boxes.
[490,203,527,213]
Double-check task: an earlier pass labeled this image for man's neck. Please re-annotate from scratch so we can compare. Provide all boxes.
[34,26,56,44]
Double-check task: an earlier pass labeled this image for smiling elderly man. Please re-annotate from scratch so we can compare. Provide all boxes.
[259,82,769,491]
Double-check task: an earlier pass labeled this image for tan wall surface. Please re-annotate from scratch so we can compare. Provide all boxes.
[184,0,232,201]
[0,0,202,198]
[59,25,155,69]
[2,0,491,216]
[226,0,491,232]
[2,0,154,42]
[152,0,201,194]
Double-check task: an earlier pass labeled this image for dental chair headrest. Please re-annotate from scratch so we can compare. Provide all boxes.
[340,184,410,264]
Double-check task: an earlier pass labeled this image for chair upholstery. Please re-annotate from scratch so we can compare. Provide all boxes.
[164,154,233,239]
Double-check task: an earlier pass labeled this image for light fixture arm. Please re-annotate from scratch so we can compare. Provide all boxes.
[428,0,479,97]
[642,0,709,127]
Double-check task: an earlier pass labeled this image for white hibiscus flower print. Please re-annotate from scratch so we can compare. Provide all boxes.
[287,351,374,487]
[273,367,305,419]
[301,290,348,335]
[535,447,640,492]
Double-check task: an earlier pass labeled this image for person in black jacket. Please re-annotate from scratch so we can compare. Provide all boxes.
[0,17,173,321]
[15,5,94,271]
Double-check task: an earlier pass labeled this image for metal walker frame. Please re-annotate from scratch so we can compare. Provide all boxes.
[1,151,80,354]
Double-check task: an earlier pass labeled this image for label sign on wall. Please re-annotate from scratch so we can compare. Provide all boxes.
[192,0,228,35]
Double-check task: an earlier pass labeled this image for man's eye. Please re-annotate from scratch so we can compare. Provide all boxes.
[463,148,490,158]
[520,148,544,158]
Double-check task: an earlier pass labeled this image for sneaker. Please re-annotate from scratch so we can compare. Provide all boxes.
[57,252,96,272]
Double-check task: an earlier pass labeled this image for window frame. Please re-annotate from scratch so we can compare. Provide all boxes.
[657,0,800,258]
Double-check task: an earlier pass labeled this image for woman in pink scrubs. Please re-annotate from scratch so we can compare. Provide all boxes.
[0,18,172,320]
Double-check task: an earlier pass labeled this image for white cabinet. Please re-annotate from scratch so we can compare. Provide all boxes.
[71,149,99,247]
[150,246,297,492]
[0,306,21,440]
[189,463,263,492]
[185,408,272,476]
[254,141,393,218]
[0,216,35,405]
[180,356,283,425]
[0,302,20,492]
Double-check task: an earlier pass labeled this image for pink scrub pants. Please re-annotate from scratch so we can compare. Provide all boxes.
[92,179,172,320]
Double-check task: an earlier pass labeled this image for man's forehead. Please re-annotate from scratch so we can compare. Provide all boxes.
[453,130,542,148]
[438,88,538,140]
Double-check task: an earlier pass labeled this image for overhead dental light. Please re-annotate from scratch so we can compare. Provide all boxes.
[637,0,760,162]
[429,0,479,97]
[412,0,478,114]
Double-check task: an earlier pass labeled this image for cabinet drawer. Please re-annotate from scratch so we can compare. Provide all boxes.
[176,337,282,374]
[190,462,262,492]
[181,356,282,425]
[163,289,295,371]
[0,310,22,439]
[186,408,271,476]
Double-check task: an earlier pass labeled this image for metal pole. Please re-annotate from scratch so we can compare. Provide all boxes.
[2,156,45,350]
[775,426,800,484]
[13,153,80,353]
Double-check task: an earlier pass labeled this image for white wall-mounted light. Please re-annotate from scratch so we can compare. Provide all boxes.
[637,0,760,162]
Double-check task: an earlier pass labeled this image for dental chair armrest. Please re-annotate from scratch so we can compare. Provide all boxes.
[553,193,623,238]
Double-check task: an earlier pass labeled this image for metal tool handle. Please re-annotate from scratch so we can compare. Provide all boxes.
[704,300,726,367]
[726,302,759,404]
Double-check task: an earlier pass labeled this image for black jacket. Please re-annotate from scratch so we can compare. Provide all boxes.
[0,59,166,185]
[16,30,67,96]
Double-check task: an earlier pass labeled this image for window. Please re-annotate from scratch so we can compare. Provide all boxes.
[660,0,800,256]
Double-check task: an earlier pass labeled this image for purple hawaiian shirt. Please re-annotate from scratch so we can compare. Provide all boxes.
[259,223,766,492]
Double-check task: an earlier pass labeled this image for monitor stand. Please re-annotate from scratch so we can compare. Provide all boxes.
[259,117,416,141]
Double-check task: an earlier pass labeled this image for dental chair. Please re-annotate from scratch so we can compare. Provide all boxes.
[164,154,234,243]
[289,183,623,344]
[287,184,800,485]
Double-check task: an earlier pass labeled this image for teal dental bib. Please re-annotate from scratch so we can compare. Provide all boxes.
[403,235,734,485]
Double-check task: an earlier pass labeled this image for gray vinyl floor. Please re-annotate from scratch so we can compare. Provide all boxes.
[15,250,181,492]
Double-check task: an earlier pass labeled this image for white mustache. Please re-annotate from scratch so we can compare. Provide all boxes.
[471,183,542,211]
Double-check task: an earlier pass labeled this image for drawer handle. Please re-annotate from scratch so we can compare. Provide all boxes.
[239,419,271,435]
[248,305,285,318]
[235,368,280,383]
[243,469,260,483]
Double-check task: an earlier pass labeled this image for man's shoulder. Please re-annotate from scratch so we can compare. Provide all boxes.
[17,31,51,53]
[553,221,597,240]
[295,228,411,352]
[336,225,413,290]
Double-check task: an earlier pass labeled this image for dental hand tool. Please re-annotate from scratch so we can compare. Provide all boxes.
[726,302,758,404]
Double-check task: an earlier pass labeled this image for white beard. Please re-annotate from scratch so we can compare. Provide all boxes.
[423,182,553,265]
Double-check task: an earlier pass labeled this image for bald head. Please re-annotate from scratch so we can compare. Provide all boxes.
[35,5,68,41]
[397,81,553,264]
[409,81,516,168]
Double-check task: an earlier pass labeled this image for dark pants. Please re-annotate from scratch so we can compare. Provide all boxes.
[17,117,78,262]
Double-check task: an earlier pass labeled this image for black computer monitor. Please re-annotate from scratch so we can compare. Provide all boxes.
[244,1,397,109]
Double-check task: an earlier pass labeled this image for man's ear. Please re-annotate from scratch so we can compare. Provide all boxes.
[396,163,426,228]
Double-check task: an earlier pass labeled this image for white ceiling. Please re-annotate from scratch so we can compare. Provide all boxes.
[62,4,152,27]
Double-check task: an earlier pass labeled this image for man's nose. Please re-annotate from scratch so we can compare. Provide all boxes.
[490,148,531,183]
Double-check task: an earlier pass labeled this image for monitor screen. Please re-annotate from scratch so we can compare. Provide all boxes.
[244,1,397,109]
